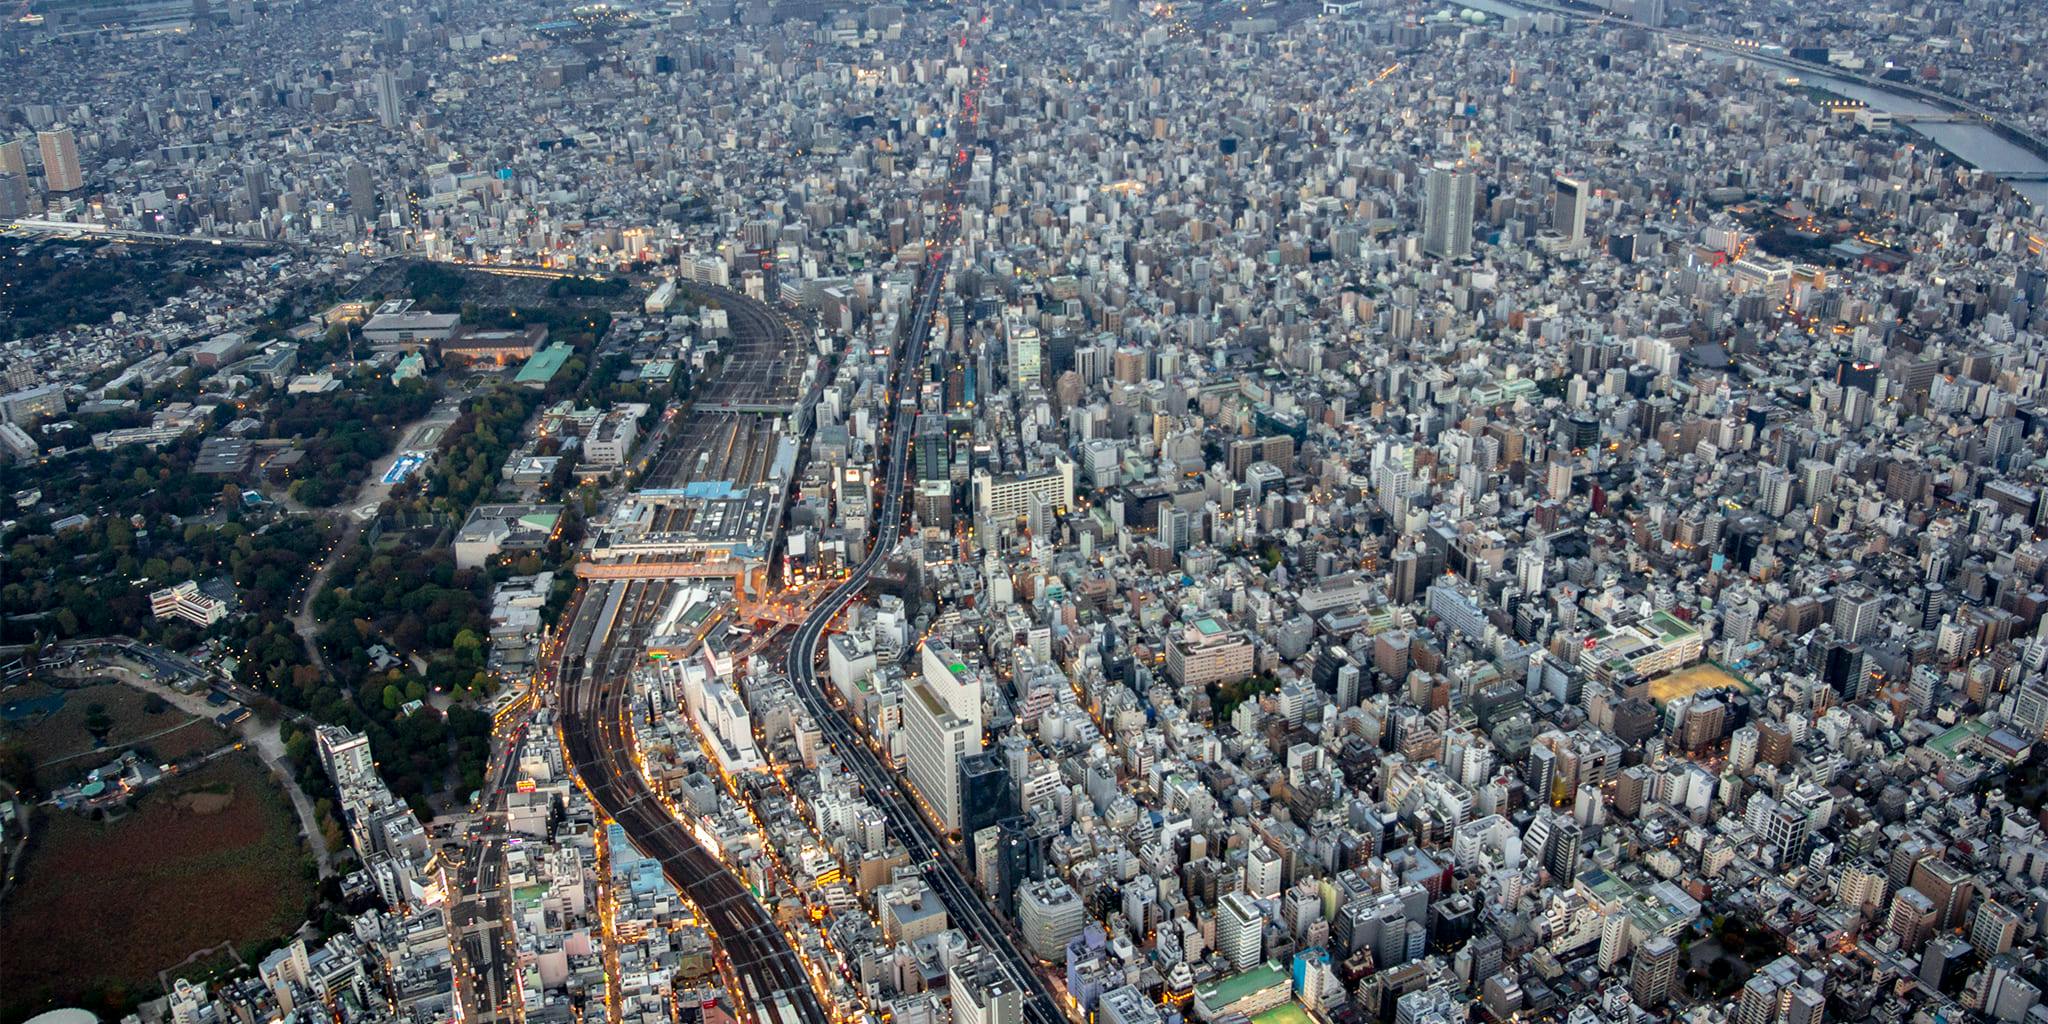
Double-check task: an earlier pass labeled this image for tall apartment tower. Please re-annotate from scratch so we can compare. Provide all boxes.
[0,173,29,218]
[0,138,26,178]
[1629,935,1679,1006]
[37,127,82,193]
[1422,162,1475,260]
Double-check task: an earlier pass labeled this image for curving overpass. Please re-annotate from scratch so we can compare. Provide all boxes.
[780,69,1071,1024]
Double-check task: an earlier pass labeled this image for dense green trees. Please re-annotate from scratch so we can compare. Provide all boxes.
[390,385,539,517]
[547,275,630,299]
[274,373,436,507]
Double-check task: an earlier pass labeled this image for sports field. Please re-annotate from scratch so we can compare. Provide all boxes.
[1647,661,1750,705]
[1253,1002,1316,1024]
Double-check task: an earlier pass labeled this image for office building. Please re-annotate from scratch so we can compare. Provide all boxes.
[1165,617,1254,688]
[1018,877,1086,963]
[0,172,29,218]
[1553,174,1587,246]
[1005,316,1042,391]
[1216,891,1264,971]
[1972,899,2021,956]
[958,751,1011,856]
[149,580,228,626]
[951,956,1021,1024]
[375,68,405,129]
[972,458,1075,528]
[904,642,983,833]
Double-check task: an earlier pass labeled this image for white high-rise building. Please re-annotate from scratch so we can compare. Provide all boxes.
[905,641,983,832]
[1516,548,1545,596]
[1730,725,1759,774]
[1722,594,1760,647]
[1245,844,1284,898]
[950,956,1022,1024]
[1216,891,1264,971]
[1019,877,1087,962]
[1005,316,1042,391]
[1422,162,1476,260]
[316,724,378,797]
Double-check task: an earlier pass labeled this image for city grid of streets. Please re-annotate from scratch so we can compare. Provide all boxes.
[12,0,2048,1024]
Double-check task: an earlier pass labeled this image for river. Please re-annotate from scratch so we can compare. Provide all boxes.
[1440,0,2048,205]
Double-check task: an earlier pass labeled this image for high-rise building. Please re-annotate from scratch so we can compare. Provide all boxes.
[1972,899,2021,956]
[1986,958,2043,1023]
[1629,935,1679,1006]
[346,160,378,217]
[958,752,1010,860]
[905,642,983,833]
[243,160,269,204]
[1005,316,1042,391]
[1244,844,1283,899]
[950,955,1022,1024]
[1834,586,1884,644]
[0,138,26,178]
[1730,724,1760,774]
[37,126,82,193]
[1216,891,1264,971]
[1737,957,1827,1024]
[315,724,378,797]
[1723,595,1760,647]
[0,172,29,218]
[374,68,405,129]
[1886,887,1938,951]
[1158,501,1191,553]
[1018,877,1086,963]
[1553,174,1587,246]
[916,413,950,483]
[1421,162,1475,260]
[1908,857,1976,931]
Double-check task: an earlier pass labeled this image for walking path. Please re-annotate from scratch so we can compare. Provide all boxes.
[290,393,464,675]
[51,663,335,878]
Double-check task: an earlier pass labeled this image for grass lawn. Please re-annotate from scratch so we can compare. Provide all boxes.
[0,681,229,783]
[0,753,316,1022]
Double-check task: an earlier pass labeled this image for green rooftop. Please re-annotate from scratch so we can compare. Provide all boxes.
[1650,610,1697,640]
[1196,961,1288,1007]
[1930,719,1991,758]
[515,343,574,386]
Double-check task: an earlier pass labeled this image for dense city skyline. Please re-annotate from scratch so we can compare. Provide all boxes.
[2,7,2048,1024]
